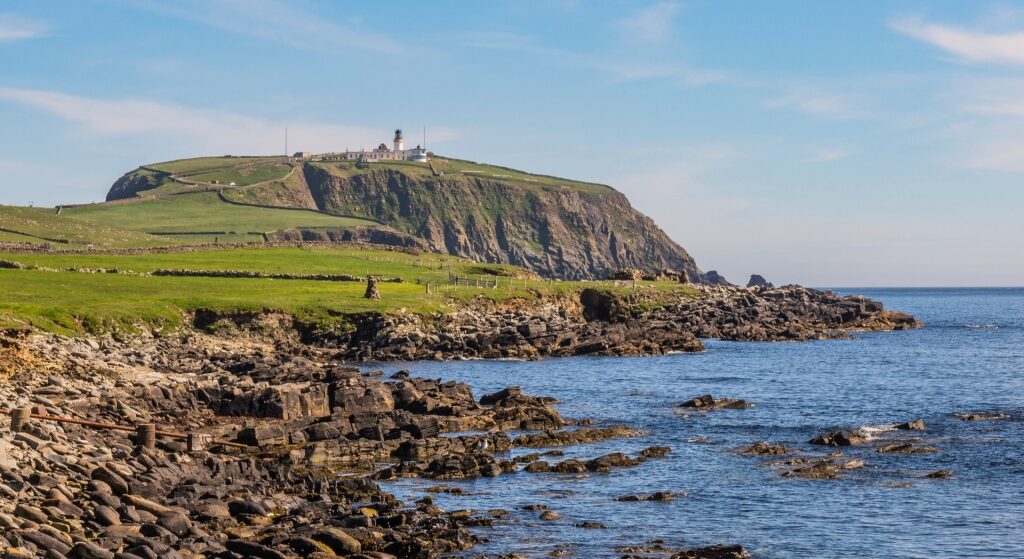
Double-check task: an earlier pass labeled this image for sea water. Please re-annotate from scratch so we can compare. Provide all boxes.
[380,288,1024,558]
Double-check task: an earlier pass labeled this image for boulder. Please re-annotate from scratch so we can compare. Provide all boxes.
[679,394,754,411]
[90,466,130,495]
[313,527,362,554]
[671,544,751,559]
[739,442,788,456]
[895,419,926,430]
[331,381,395,414]
[69,542,115,559]
[954,412,1009,421]
[226,540,288,559]
[808,429,867,446]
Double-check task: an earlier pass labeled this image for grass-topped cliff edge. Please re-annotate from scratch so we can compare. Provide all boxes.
[100,154,707,281]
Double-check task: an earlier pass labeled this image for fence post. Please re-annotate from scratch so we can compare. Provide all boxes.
[136,423,156,450]
[10,406,32,433]
[187,433,211,452]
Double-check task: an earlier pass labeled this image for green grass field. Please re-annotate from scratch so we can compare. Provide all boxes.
[0,269,444,334]
[221,183,292,205]
[0,205,170,247]
[147,156,287,175]
[311,160,435,180]
[431,157,615,194]
[0,229,49,243]
[61,192,380,235]
[0,246,464,278]
[0,153,687,336]
[186,162,293,186]
[0,245,697,335]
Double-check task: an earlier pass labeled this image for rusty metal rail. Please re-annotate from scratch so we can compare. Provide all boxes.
[0,407,246,449]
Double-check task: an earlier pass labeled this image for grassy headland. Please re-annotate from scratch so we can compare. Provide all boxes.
[62,192,379,237]
[0,245,698,335]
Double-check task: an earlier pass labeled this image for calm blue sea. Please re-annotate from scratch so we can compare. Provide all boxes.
[380,288,1024,558]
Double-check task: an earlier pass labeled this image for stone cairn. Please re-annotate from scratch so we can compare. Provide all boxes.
[364,275,381,299]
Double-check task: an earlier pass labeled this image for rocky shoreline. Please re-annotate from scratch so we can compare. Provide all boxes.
[0,284,920,558]
[199,283,920,362]
[0,332,757,559]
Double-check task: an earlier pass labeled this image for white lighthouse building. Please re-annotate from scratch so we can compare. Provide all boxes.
[293,128,428,163]
[393,129,404,152]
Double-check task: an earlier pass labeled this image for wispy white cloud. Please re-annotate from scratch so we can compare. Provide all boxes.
[961,78,1024,116]
[0,87,456,154]
[940,79,1024,172]
[617,1,682,45]
[124,0,405,55]
[0,14,49,42]
[966,141,1024,172]
[891,17,1024,66]
[765,90,867,119]
[454,31,727,86]
[807,147,852,162]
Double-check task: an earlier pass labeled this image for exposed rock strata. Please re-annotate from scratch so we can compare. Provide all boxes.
[0,333,687,558]
[308,284,920,360]
[301,165,706,281]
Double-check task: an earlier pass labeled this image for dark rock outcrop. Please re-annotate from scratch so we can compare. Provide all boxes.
[809,429,868,447]
[679,394,754,411]
[105,168,171,201]
[702,270,732,286]
[747,274,773,288]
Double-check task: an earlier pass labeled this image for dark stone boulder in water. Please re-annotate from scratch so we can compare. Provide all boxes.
[809,429,868,446]
[671,544,751,559]
[585,452,642,472]
[512,426,642,447]
[640,446,672,458]
[925,469,955,478]
[575,521,607,529]
[679,394,754,411]
[739,441,789,456]
[779,458,865,479]
[539,510,560,521]
[478,386,556,407]
[746,274,774,288]
[895,419,926,430]
[877,443,937,454]
[954,411,1009,421]
[615,490,679,502]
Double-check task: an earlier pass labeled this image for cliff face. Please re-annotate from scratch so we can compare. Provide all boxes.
[106,168,170,201]
[302,165,704,281]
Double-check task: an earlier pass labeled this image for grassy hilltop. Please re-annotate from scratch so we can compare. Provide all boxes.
[0,154,703,336]
[101,154,706,281]
[3,154,705,281]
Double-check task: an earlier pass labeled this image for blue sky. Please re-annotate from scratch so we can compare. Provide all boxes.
[1,1,1023,286]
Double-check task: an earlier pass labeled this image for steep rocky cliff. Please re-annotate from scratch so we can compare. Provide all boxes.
[106,168,171,201]
[301,164,703,281]
[104,157,708,281]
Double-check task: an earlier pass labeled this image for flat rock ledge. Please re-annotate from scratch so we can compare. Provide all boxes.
[0,333,723,558]
[325,283,920,360]
[137,283,920,363]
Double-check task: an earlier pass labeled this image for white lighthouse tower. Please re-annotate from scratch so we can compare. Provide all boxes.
[393,129,404,152]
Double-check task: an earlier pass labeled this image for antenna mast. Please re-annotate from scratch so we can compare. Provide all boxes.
[285,127,288,156]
